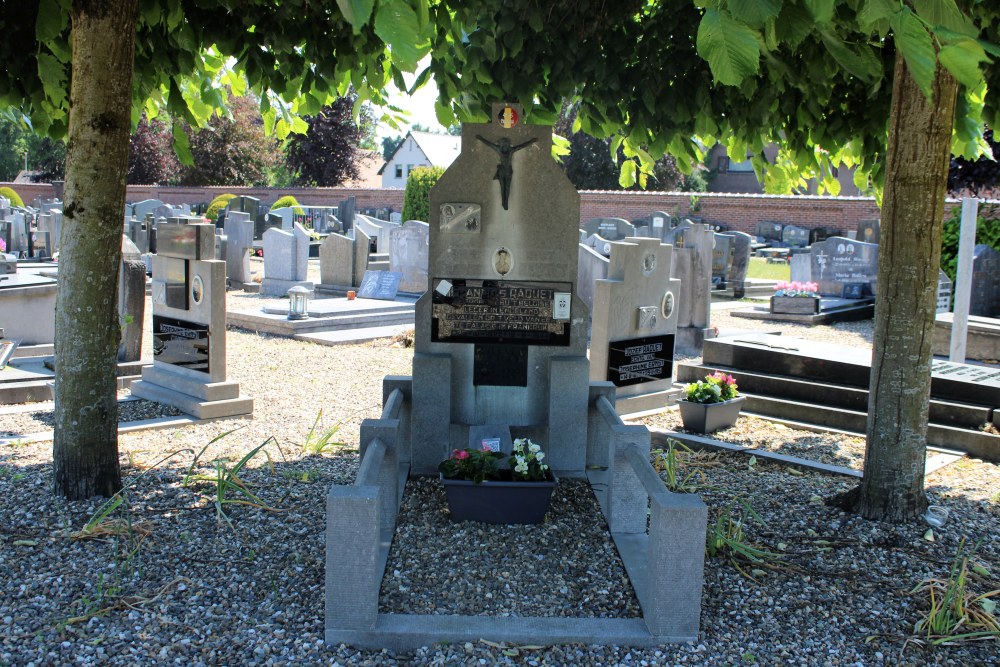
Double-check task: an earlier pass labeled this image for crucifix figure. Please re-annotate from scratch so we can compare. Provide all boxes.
[476,135,537,210]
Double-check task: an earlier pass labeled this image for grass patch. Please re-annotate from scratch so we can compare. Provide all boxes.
[746,257,791,281]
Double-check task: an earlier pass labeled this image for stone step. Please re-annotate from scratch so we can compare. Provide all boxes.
[296,324,412,346]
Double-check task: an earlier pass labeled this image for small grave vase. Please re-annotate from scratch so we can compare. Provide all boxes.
[440,473,558,525]
[678,396,746,434]
[770,295,820,315]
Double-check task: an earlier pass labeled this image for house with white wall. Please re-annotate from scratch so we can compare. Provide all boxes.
[378,130,461,189]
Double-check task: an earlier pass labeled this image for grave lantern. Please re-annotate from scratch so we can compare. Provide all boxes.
[287,285,312,320]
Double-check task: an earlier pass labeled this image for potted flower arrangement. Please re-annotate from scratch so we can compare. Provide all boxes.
[438,438,557,524]
[770,280,820,314]
[678,371,745,433]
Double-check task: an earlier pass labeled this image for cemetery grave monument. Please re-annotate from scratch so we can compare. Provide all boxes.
[326,104,706,649]
[130,218,252,419]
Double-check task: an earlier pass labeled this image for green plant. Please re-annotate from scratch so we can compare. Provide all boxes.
[939,203,1000,285]
[910,539,1000,644]
[510,438,550,481]
[439,446,505,484]
[269,195,305,215]
[205,193,236,222]
[688,193,701,213]
[706,498,782,575]
[185,435,282,528]
[651,438,701,492]
[0,186,23,208]
[299,410,345,455]
[685,371,739,404]
[402,166,445,222]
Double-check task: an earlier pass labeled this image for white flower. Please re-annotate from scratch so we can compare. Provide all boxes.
[515,462,528,473]
[541,464,549,471]
[515,455,525,465]
[535,452,545,461]
[528,442,540,453]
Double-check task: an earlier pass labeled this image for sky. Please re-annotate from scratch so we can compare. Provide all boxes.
[373,63,447,140]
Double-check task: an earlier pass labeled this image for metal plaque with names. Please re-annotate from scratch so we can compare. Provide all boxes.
[440,203,482,233]
[357,270,402,300]
[152,316,210,374]
[432,278,572,346]
[606,334,675,387]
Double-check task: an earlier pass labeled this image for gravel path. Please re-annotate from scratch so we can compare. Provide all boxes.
[1,296,997,666]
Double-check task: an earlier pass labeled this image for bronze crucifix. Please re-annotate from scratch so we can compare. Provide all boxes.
[476,135,537,210]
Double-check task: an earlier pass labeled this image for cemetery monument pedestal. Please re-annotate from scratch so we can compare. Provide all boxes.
[130,219,253,419]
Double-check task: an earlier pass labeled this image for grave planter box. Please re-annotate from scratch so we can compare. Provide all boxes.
[678,396,746,434]
[440,473,558,525]
[770,295,820,315]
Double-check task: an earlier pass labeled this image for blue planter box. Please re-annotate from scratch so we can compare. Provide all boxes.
[440,473,558,524]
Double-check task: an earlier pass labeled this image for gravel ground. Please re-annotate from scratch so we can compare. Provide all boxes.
[0,296,998,666]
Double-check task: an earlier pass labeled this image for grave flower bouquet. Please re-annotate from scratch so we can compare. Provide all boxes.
[684,371,739,404]
[510,438,550,481]
[773,281,819,298]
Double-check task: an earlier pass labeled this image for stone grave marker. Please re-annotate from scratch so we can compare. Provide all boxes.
[131,199,163,221]
[670,222,715,353]
[118,236,145,362]
[790,253,813,284]
[576,242,610,316]
[971,244,1000,317]
[711,233,733,288]
[223,214,254,287]
[0,222,11,256]
[590,237,681,412]
[130,219,252,418]
[260,222,312,297]
[753,221,784,244]
[357,269,402,300]
[809,226,841,244]
[7,212,28,256]
[319,232,355,288]
[36,213,61,254]
[352,226,372,288]
[268,206,295,230]
[720,231,752,297]
[389,220,430,293]
[30,231,51,259]
[810,236,879,298]
[229,195,261,220]
[581,217,635,241]
[937,269,953,314]
[781,224,810,248]
[338,196,356,233]
[857,219,880,244]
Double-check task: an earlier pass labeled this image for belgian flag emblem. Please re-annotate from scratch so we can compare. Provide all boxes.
[497,106,519,128]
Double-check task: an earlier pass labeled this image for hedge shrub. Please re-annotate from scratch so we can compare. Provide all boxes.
[270,195,305,215]
[205,193,237,222]
[402,166,445,222]
[0,186,24,208]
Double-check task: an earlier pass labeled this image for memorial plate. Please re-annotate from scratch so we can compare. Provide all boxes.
[152,316,210,374]
[607,334,675,387]
[357,270,403,300]
[439,203,482,233]
[431,279,572,346]
[474,344,528,386]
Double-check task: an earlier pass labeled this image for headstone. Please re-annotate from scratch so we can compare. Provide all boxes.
[229,195,261,221]
[8,212,28,256]
[260,222,313,296]
[577,242,610,316]
[0,222,11,257]
[30,230,51,259]
[411,104,590,475]
[118,236,146,362]
[389,220,430,293]
[809,226,841,245]
[131,199,164,221]
[810,236,879,298]
[857,219,880,244]
[223,215,254,286]
[590,237,681,412]
[581,217,635,241]
[753,221,784,244]
[319,232,355,287]
[352,226,372,288]
[357,269,402,300]
[781,224,810,248]
[711,233,733,288]
[338,196,356,234]
[268,206,295,230]
[971,244,1000,317]
[670,222,715,354]
[790,253,813,284]
[937,269,953,314]
[36,213,61,253]
[720,231,752,297]
[130,221,252,419]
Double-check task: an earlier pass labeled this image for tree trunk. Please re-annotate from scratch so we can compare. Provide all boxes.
[53,0,138,499]
[839,51,958,521]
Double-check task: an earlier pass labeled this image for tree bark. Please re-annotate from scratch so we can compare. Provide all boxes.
[53,0,138,499]
[839,51,958,521]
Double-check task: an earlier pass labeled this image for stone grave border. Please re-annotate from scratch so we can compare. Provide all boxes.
[325,378,706,650]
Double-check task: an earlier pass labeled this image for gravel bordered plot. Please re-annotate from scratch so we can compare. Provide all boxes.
[0,300,998,666]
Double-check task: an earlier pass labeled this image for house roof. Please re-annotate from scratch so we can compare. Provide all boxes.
[378,130,461,175]
[342,150,384,188]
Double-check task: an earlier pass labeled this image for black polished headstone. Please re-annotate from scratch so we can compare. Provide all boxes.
[607,334,675,387]
[152,315,210,374]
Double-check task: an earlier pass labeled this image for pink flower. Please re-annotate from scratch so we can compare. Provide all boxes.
[726,374,736,385]
[452,449,469,460]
